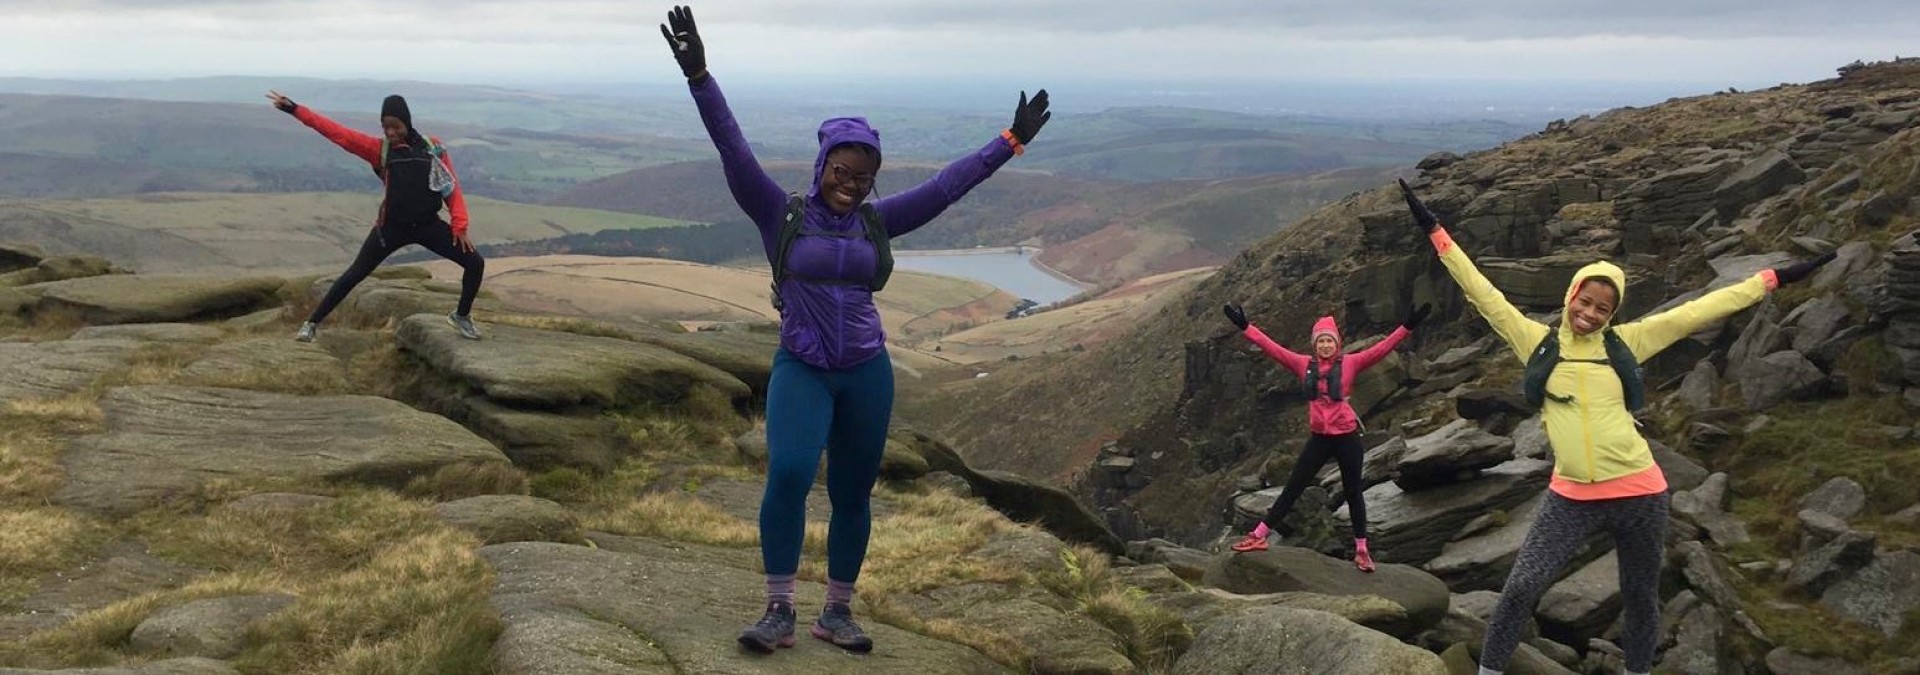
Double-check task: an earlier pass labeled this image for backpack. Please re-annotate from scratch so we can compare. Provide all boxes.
[1303,355,1345,402]
[1522,326,1644,411]
[769,193,891,311]
[378,135,457,199]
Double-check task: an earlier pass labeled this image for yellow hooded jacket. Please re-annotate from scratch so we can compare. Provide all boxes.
[1430,228,1773,483]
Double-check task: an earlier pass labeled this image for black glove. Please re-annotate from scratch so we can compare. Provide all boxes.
[1398,179,1440,233]
[1009,89,1051,145]
[1773,251,1837,285]
[1403,303,1432,329]
[659,5,707,80]
[1223,303,1248,330]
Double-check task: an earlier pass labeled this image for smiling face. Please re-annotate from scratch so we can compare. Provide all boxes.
[1313,334,1339,359]
[381,116,409,146]
[819,145,877,215]
[1568,278,1619,335]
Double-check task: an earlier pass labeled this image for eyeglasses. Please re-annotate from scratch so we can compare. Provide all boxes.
[828,162,875,189]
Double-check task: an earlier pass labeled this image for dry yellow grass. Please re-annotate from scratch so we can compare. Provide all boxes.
[402,462,529,502]
[6,395,103,424]
[584,491,760,546]
[2,492,496,673]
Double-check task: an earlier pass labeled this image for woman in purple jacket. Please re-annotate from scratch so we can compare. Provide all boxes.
[661,6,1051,655]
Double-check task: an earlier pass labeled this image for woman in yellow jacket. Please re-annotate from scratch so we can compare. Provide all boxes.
[1398,180,1833,675]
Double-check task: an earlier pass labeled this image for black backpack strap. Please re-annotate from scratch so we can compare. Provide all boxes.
[1602,328,1646,411]
[860,203,893,293]
[1327,355,1344,402]
[1522,327,1560,408]
[770,193,806,311]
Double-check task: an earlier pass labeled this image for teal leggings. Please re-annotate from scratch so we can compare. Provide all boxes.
[759,347,893,582]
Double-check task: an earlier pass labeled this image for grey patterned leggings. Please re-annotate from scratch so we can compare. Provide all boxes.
[1481,491,1669,673]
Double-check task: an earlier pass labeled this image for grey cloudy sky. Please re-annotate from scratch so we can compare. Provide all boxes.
[3,0,1914,85]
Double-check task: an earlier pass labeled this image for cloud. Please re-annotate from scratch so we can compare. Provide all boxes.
[0,0,1911,85]
[10,0,1919,41]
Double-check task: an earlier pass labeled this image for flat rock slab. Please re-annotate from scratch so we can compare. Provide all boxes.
[56,386,509,516]
[0,339,139,403]
[130,594,295,659]
[397,314,751,411]
[480,541,1011,675]
[1339,459,1553,568]
[0,543,204,642]
[0,659,240,675]
[69,324,226,344]
[434,495,582,545]
[30,275,283,325]
[1172,605,1447,675]
[1201,546,1450,638]
[176,339,346,391]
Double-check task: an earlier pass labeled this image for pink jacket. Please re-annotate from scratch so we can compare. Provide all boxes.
[1242,315,1410,435]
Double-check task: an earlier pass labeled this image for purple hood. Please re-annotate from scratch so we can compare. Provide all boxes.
[809,116,882,202]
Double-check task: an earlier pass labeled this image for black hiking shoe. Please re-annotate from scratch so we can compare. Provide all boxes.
[811,602,874,653]
[737,601,796,654]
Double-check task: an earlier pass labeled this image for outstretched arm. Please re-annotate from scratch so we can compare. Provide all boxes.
[1225,303,1309,379]
[664,6,785,235]
[1615,252,1834,360]
[1403,180,1548,363]
[873,89,1049,238]
[270,90,381,166]
[1346,305,1427,374]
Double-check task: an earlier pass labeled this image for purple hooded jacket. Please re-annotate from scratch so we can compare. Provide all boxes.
[690,75,1016,370]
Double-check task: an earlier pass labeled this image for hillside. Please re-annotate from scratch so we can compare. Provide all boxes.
[0,94,709,202]
[0,242,1473,675]
[903,59,1920,672]
[0,192,686,274]
[551,160,1402,285]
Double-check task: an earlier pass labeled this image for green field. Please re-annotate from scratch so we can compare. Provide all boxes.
[0,192,689,274]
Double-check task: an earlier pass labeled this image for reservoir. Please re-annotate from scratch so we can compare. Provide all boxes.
[892,249,1089,305]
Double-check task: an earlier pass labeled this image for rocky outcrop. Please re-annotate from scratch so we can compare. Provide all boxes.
[433,495,582,545]
[907,431,1126,555]
[1171,606,1446,675]
[0,339,139,403]
[129,594,295,659]
[56,386,510,516]
[1393,419,1516,490]
[1338,459,1552,567]
[1820,550,1920,637]
[481,541,1011,675]
[69,324,225,344]
[29,274,282,325]
[1201,546,1450,637]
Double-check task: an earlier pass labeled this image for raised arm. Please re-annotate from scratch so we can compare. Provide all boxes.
[664,7,785,234]
[873,89,1049,238]
[269,90,381,166]
[1402,180,1548,363]
[1614,253,1835,360]
[1345,305,1428,374]
[1224,304,1308,379]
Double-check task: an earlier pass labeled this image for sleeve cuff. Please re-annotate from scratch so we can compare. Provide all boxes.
[1760,268,1780,291]
[1429,227,1455,255]
[1000,129,1026,156]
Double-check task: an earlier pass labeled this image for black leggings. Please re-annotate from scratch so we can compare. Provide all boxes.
[310,218,485,324]
[1264,432,1369,538]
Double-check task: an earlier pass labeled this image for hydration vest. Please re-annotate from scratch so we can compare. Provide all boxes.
[769,193,892,311]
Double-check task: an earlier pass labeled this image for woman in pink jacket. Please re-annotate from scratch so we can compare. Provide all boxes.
[1220,303,1429,571]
